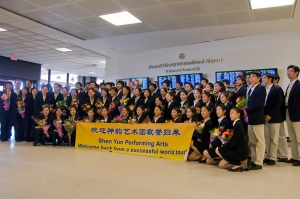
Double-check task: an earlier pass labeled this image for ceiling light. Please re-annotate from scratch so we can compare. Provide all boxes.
[107,48,115,51]
[99,11,142,26]
[250,0,295,9]
[56,48,73,52]
[100,61,106,64]
[0,28,8,32]
[89,72,97,74]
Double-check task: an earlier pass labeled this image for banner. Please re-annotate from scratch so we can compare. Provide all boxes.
[75,123,195,161]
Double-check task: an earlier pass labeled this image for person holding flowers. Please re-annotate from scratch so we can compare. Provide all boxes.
[109,87,120,118]
[34,85,54,117]
[51,107,67,146]
[0,82,17,141]
[165,92,179,120]
[120,106,131,123]
[188,106,214,161]
[215,107,249,172]
[66,89,79,109]
[128,88,144,115]
[193,88,203,121]
[122,86,131,100]
[201,92,218,127]
[179,90,189,121]
[152,106,165,123]
[61,87,69,102]
[32,106,53,146]
[220,91,234,122]
[100,88,111,108]
[68,106,81,145]
[98,107,112,123]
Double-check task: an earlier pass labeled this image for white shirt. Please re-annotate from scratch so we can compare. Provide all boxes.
[224,101,229,106]
[117,90,122,96]
[193,99,200,106]
[14,89,20,95]
[180,100,186,107]
[265,84,273,106]
[233,119,240,126]
[285,79,297,106]
[249,83,259,96]
[154,116,161,123]
[168,102,172,107]
[206,102,210,106]
[218,116,226,125]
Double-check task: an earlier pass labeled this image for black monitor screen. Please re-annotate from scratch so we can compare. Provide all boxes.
[157,75,178,89]
[131,77,149,89]
[215,70,245,87]
[179,73,203,87]
[245,68,278,76]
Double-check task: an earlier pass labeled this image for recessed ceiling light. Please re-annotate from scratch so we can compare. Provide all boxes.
[56,48,73,52]
[99,11,142,26]
[250,0,295,9]
[100,61,106,64]
[89,72,97,74]
[107,48,115,51]
[0,28,8,32]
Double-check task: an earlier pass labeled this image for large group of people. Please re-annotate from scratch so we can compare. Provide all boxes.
[0,65,299,172]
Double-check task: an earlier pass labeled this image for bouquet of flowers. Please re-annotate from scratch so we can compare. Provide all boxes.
[129,104,136,117]
[112,116,128,123]
[236,96,248,123]
[218,129,233,144]
[96,120,106,123]
[109,101,117,112]
[209,126,226,143]
[120,98,129,107]
[81,103,91,113]
[17,100,26,118]
[191,106,201,115]
[1,93,10,111]
[95,100,104,115]
[135,79,142,88]
[165,120,174,123]
[53,120,63,138]
[71,101,79,109]
[63,117,76,146]
[33,118,51,138]
[180,104,189,115]
[142,117,151,124]
[196,121,205,133]
[128,118,137,124]
[56,100,67,109]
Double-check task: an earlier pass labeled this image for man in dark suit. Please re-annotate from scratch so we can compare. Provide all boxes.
[149,83,159,100]
[284,65,300,166]
[263,74,284,165]
[116,80,124,99]
[232,76,247,106]
[245,71,266,170]
[175,82,183,103]
[184,82,194,106]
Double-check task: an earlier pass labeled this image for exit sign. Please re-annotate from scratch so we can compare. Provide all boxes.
[11,55,17,61]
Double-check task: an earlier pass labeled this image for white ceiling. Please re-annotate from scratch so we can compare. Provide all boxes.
[0,0,300,78]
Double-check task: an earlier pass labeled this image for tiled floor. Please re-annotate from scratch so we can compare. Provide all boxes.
[0,140,299,199]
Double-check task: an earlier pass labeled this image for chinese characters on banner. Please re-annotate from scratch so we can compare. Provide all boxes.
[75,123,195,161]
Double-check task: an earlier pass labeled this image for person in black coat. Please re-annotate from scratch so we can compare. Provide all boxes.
[164,92,179,120]
[160,88,168,106]
[128,88,144,115]
[184,82,195,106]
[284,65,300,166]
[232,76,247,106]
[263,74,284,165]
[34,85,54,117]
[121,86,131,101]
[81,88,98,118]
[51,107,68,146]
[143,89,154,119]
[0,82,18,141]
[116,80,125,99]
[109,87,120,119]
[189,106,214,161]
[100,88,111,108]
[98,107,112,123]
[135,105,149,123]
[175,82,183,103]
[32,106,53,146]
[66,89,79,109]
[214,81,226,106]
[245,72,266,170]
[215,107,249,172]
[83,108,97,122]
[171,107,182,123]
[152,106,165,123]
[52,83,63,110]
[68,106,81,145]
[179,90,190,121]
[220,91,234,123]
[202,92,218,127]
[204,83,216,105]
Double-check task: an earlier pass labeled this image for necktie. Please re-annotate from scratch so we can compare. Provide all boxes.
[247,87,253,99]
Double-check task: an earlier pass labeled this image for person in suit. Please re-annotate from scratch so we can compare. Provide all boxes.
[109,87,120,119]
[215,107,249,172]
[273,74,289,162]
[68,106,81,145]
[204,83,216,105]
[284,65,300,166]
[100,88,111,108]
[51,107,67,146]
[121,106,131,123]
[232,76,247,106]
[202,92,218,127]
[116,80,125,99]
[222,79,231,92]
[244,71,266,170]
[185,107,197,123]
[32,106,53,146]
[122,86,131,100]
[175,82,183,102]
[184,82,195,106]
[61,87,69,101]
[171,107,182,123]
[78,82,89,102]
[149,83,159,99]
[189,106,214,161]
[165,92,179,120]
[66,89,79,109]
[129,88,144,114]
[81,88,98,117]
[262,73,284,166]
[193,88,202,107]
[82,108,97,122]
[33,85,54,117]
[214,81,226,106]
[98,107,112,123]
[152,106,165,123]
[25,79,33,93]
[0,82,18,141]
[143,89,154,119]
[179,90,189,121]
[201,78,208,92]
[220,91,234,123]
[14,79,22,96]
[160,88,168,106]
[52,83,63,110]
[75,82,82,95]
[135,105,149,123]
[23,87,34,142]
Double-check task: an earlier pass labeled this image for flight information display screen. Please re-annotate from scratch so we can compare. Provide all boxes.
[215,70,245,87]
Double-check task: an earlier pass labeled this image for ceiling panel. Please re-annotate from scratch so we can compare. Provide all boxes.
[115,0,159,9]
[23,10,65,24]
[0,1,39,13]
[0,39,15,44]
[215,11,251,25]
[166,1,208,18]
[13,30,36,36]
[50,21,86,33]
[25,27,51,34]
[0,23,20,31]
[73,17,112,29]
[0,13,17,23]
[253,5,293,22]
[179,15,216,28]
[29,34,50,40]
[28,0,69,7]
[8,21,37,29]
[148,19,184,31]
[130,6,173,22]
[6,37,27,44]
[71,30,103,40]
[77,0,123,16]
[49,4,93,19]
[94,27,128,37]
[118,23,155,34]
[204,0,250,14]
[1,31,22,37]
[160,0,189,4]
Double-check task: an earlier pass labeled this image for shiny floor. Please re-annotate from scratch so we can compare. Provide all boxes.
[0,139,299,199]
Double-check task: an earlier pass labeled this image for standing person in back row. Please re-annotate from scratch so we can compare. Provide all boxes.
[284,65,300,166]
[244,71,266,170]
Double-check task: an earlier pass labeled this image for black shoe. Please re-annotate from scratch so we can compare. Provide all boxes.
[278,158,288,162]
[293,161,300,166]
[250,164,262,170]
[228,165,244,172]
[263,158,269,163]
[33,143,37,146]
[285,158,297,163]
[198,159,207,163]
[267,160,276,165]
